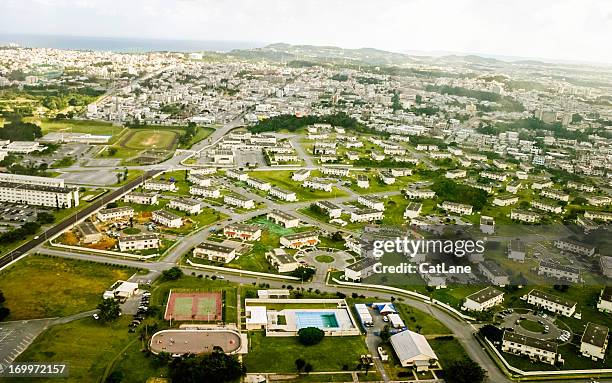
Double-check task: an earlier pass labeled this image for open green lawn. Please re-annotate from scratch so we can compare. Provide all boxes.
[429,337,471,368]
[10,316,169,383]
[120,129,179,150]
[248,170,348,201]
[243,331,370,372]
[519,319,545,333]
[25,117,121,136]
[0,255,136,320]
[315,255,335,263]
[395,303,451,335]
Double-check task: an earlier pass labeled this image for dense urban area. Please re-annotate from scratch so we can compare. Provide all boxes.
[0,42,610,383]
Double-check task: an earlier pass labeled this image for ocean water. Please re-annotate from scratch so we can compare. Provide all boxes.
[0,33,264,53]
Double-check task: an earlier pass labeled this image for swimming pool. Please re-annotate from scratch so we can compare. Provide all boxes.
[295,311,340,329]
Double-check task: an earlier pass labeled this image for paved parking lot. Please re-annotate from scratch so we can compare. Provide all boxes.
[86,158,122,167]
[502,312,563,341]
[0,319,51,369]
[62,169,119,186]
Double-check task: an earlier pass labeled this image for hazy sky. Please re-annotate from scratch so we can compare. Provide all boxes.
[1,0,611,63]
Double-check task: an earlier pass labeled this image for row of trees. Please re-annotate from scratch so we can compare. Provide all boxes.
[249,112,379,136]
[431,178,489,210]
[0,291,9,321]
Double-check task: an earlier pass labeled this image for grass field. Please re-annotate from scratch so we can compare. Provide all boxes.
[0,255,136,320]
[247,170,348,201]
[12,316,170,383]
[120,129,179,150]
[25,118,121,136]
[315,255,335,263]
[244,331,370,372]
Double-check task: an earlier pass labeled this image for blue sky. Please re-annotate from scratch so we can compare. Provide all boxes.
[1,0,611,63]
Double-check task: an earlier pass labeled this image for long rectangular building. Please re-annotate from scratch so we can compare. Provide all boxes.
[0,181,79,208]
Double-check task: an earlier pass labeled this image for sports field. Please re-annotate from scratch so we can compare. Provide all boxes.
[164,290,222,321]
[120,129,179,150]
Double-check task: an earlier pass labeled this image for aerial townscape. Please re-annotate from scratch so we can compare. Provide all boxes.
[0,2,611,383]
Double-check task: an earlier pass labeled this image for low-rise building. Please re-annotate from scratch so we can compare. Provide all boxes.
[531,199,563,214]
[405,188,436,200]
[77,221,102,244]
[462,287,504,311]
[510,209,540,223]
[600,256,612,278]
[187,173,212,187]
[193,241,237,263]
[266,248,300,273]
[585,210,612,222]
[344,257,378,282]
[280,231,319,249]
[541,188,570,202]
[322,167,350,177]
[379,172,396,185]
[168,198,202,215]
[493,194,519,207]
[291,169,311,181]
[124,192,158,205]
[315,200,342,218]
[143,180,176,192]
[480,171,507,182]
[440,201,473,215]
[501,331,558,365]
[580,322,609,361]
[303,178,333,192]
[225,168,249,181]
[224,194,255,209]
[403,202,423,219]
[597,286,612,313]
[480,215,495,234]
[351,208,384,223]
[356,175,370,189]
[152,210,183,228]
[445,169,467,179]
[267,210,299,228]
[269,186,297,202]
[246,177,271,191]
[538,261,580,283]
[478,260,509,286]
[118,234,159,252]
[389,330,439,372]
[358,195,385,211]
[97,206,134,222]
[223,223,262,241]
[507,239,526,262]
[189,185,221,198]
[553,239,596,256]
[526,289,577,317]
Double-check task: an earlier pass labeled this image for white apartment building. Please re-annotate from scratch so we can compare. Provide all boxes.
[223,223,261,241]
[493,195,519,207]
[351,208,384,223]
[538,261,580,283]
[344,257,378,282]
[97,206,134,222]
[246,177,271,191]
[269,187,297,202]
[404,188,436,200]
[118,234,160,252]
[511,209,541,223]
[358,195,385,211]
[531,200,562,214]
[403,202,423,219]
[322,167,350,177]
[266,248,300,273]
[280,231,319,249]
[440,201,473,215]
[580,323,609,361]
[480,171,507,182]
[445,169,467,179]
[597,287,612,313]
[169,198,202,215]
[152,210,183,228]
[144,180,177,192]
[315,200,342,218]
[291,169,311,182]
[531,179,554,190]
[124,192,158,205]
[585,210,612,222]
[553,239,596,256]
[526,289,577,317]
[501,331,558,365]
[356,175,370,189]
[189,185,221,198]
[303,178,333,192]
[0,173,64,187]
[267,210,299,228]
[462,287,504,311]
[541,188,570,202]
[379,172,396,185]
[0,182,79,209]
[225,169,249,182]
[224,194,255,209]
[193,241,237,263]
[187,173,212,187]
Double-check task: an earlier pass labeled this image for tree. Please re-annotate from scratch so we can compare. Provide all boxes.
[36,212,55,225]
[97,298,121,322]
[290,266,316,281]
[331,231,343,242]
[0,290,9,321]
[304,363,313,374]
[116,173,123,184]
[444,359,486,383]
[105,370,124,383]
[379,325,391,344]
[298,327,325,346]
[161,267,183,281]
[169,347,245,383]
[295,358,306,372]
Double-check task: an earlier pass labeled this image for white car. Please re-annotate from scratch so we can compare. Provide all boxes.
[92,313,99,320]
